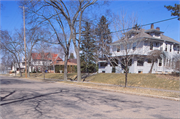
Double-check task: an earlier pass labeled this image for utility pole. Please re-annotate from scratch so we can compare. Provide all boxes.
[20,6,27,78]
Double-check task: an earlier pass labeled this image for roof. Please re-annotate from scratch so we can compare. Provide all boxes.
[124,29,140,35]
[31,53,63,61]
[67,59,77,64]
[51,61,77,66]
[145,29,164,33]
[111,29,180,45]
[161,35,180,44]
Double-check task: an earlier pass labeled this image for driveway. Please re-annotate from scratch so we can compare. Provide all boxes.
[0,76,179,119]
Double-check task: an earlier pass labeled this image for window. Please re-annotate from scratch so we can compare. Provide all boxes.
[159,59,162,66]
[144,41,148,46]
[137,59,144,66]
[165,44,167,51]
[147,59,152,63]
[110,59,118,67]
[100,62,108,67]
[113,45,116,52]
[117,45,120,52]
[150,42,153,50]
[128,59,132,66]
[170,45,172,52]
[38,67,41,71]
[133,42,136,50]
[155,42,159,46]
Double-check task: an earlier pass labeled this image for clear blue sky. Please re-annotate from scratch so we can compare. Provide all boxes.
[1,0,179,42]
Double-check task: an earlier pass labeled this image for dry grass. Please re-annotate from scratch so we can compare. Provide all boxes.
[28,73,77,80]
[60,81,180,99]
[85,73,180,91]
[6,73,180,91]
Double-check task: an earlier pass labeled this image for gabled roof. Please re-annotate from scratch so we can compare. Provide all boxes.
[31,53,63,61]
[111,28,180,45]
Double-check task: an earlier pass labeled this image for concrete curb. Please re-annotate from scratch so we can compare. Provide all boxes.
[57,82,180,101]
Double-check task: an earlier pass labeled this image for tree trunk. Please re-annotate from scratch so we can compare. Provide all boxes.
[53,64,55,73]
[18,63,22,77]
[64,54,68,81]
[149,60,155,73]
[76,48,81,82]
[125,68,128,87]
[28,62,30,77]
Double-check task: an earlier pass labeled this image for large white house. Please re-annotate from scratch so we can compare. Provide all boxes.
[98,24,180,74]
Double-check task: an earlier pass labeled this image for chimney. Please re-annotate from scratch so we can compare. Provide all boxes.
[156,27,160,31]
[151,23,154,29]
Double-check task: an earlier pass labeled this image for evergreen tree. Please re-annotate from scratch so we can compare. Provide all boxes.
[69,53,75,59]
[80,22,96,73]
[165,4,180,20]
[95,16,112,58]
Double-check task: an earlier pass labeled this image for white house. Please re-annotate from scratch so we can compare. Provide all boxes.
[12,52,62,73]
[98,24,180,74]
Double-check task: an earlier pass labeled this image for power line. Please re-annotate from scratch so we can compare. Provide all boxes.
[111,17,179,34]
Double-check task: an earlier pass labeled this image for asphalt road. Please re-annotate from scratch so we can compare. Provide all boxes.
[0,76,179,119]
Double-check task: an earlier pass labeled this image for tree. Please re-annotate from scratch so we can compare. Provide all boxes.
[147,50,166,73]
[20,0,97,81]
[17,26,48,77]
[95,16,112,58]
[69,53,75,59]
[100,12,139,87]
[80,22,96,74]
[165,4,180,20]
[0,30,24,76]
[172,54,180,73]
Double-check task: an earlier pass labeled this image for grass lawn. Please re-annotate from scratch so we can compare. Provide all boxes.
[59,81,179,99]
[85,73,180,91]
[6,72,179,91]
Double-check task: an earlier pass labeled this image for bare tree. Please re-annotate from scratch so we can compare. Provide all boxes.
[147,50,166,73]
[99,12,140,87]
[172,54,180,73]
[20,0,97,81]
[0,30,24,76]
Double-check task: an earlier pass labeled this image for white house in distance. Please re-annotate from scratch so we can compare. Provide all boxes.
[12,52,62,73]
[98,24,180,74]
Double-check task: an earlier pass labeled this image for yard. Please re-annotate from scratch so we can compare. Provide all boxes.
[5,72,179,91]
[85,73,180,91]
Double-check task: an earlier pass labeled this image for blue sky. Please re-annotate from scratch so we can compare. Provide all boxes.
[1,0,179,42]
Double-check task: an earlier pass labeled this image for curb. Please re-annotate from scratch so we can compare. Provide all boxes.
[57,82,180,101]
[1,75,179,101]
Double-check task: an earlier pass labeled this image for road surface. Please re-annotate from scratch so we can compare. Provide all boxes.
[0,76,179,119]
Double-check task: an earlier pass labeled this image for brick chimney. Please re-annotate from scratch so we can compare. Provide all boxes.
[156,27,160,31]
[151,23,154,29]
